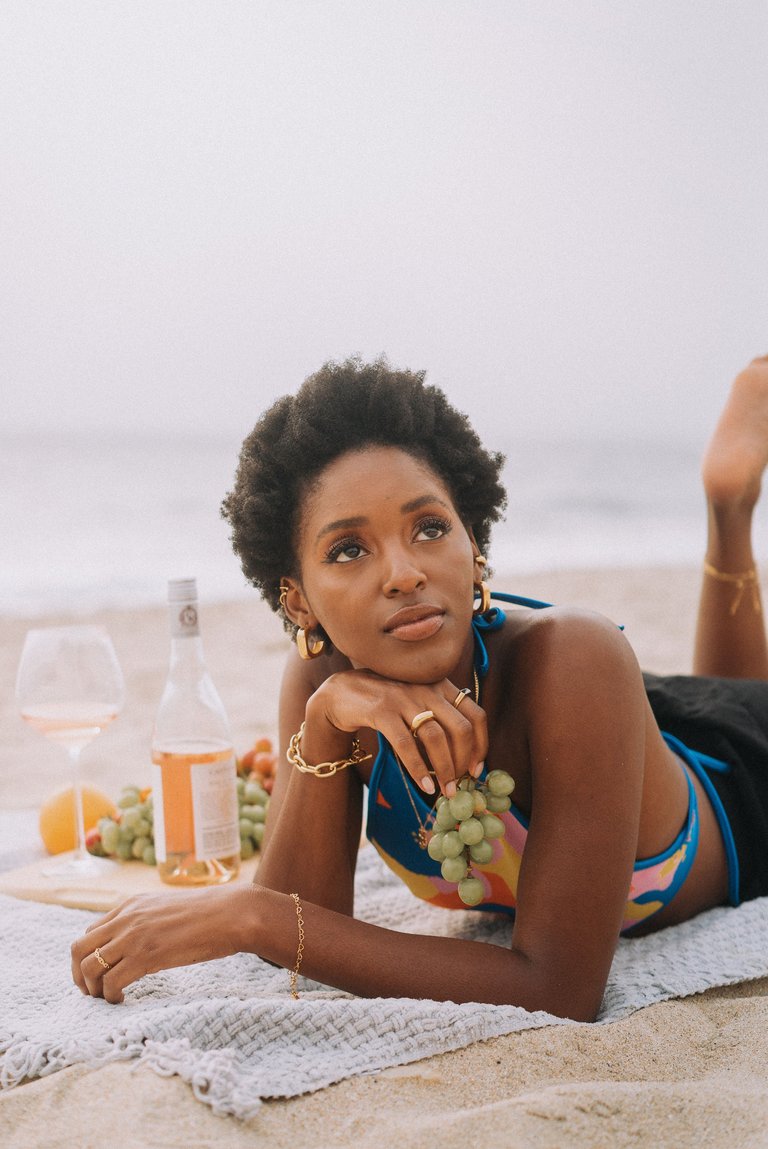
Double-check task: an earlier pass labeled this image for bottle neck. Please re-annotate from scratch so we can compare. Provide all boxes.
[156,590,231,747]
[168,601,206,674]
[168,599,200,640]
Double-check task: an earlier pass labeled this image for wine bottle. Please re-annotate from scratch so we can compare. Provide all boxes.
[151,578,240,886]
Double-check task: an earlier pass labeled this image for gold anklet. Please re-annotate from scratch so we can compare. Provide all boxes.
[289,892,305,999]
[703,561,762,615]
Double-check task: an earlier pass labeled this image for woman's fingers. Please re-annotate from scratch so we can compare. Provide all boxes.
[73,899,145,998]
[409,714,463,795]
[71,885,247,1003]
[316,668,489,794]
[73,926,162,1005]
[72,924,114,996]
[84,952,125,1002]
[83,904,123,934]
[383,686,488,796]
[387,715,456,795]
[439,689,488,776]
[94,958,129,1004]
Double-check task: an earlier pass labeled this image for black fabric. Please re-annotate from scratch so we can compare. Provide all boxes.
[643,672,768,903]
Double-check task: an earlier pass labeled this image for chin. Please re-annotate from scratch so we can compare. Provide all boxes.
[363,642,465,685]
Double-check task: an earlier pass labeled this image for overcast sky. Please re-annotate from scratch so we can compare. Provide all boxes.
[2,1,767,447]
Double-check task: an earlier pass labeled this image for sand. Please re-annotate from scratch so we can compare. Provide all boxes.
[3,564,768,1148]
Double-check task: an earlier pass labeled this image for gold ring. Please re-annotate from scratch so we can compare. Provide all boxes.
[94,946,111,972]
[410,710,436,738]
[452,688,472,710]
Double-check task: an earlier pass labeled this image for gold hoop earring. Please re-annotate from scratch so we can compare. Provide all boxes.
[297,626,325,660]
[278,582,289,612]
[473,582,491,617]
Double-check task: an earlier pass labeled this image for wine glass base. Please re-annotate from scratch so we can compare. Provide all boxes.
[40,853,121,880]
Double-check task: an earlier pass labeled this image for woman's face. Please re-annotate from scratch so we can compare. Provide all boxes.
[286,446,482,684]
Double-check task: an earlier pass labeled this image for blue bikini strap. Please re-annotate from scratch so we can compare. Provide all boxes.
[471,590,553,677]
[662,731,740,906]
[487,590,554,611]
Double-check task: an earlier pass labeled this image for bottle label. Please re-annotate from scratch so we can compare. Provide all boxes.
[170,602,200,639]
[150,750,239,862]
[151,761,168,862]
[190,755,240,860]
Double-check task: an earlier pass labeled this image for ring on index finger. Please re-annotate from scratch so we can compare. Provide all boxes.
[410,710,436,738]
[452,687,472,710]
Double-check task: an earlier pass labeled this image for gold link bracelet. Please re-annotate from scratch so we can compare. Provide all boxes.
[287,721,372,777]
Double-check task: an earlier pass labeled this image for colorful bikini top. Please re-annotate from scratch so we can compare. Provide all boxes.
[365,592,707,937]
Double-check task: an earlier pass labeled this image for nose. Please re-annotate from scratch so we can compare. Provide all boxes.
[381,545,426,597]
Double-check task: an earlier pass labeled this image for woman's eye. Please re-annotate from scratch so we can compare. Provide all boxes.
[326,540,367,564]
[415,517,451,541]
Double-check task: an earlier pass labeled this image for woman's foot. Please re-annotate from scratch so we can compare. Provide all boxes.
[702,355,768,511]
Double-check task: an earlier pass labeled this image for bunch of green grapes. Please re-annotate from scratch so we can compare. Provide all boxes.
[426,769,515,905]
[87,778,271,864]
[236,775,270,858]
[90,786,156,864]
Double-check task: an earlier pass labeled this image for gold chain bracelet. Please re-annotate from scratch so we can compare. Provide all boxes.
[289,892,305,999]
[287,721,372,777]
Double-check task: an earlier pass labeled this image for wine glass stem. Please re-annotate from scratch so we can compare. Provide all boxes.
[68,745,88,861]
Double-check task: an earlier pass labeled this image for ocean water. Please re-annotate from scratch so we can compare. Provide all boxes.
[0,431,736,617]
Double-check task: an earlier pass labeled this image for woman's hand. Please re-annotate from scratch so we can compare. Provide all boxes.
[306,669,488,796]
[70,884,254,1003]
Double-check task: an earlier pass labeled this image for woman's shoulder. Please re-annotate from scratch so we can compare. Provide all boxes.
[497,601,624,647]
[490,603,635,695]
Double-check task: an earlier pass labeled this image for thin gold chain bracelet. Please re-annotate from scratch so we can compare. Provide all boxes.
[289,892,305,999]
[287,721,372,777]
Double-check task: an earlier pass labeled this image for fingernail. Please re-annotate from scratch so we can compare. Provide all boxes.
[470,762,484,778]
[420,775,436,794]
[445,781,457,798]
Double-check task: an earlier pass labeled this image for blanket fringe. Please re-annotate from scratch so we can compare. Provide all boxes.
[141,1039,263,1119]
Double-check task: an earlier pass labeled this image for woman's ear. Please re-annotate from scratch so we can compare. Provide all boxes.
[473,553,488,578]
[280,578,319,632]
[466,530,487,581]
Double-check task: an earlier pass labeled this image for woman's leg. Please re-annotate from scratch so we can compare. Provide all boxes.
[695,355,768,679]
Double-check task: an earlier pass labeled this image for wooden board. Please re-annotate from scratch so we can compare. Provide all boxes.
[0,851,260,912]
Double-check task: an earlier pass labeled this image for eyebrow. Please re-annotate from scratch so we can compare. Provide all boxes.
[316,516,367,541]
[315,494,453,542]
[401,494,452,514]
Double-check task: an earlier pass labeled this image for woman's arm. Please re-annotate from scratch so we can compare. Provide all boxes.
[257,641,490,909]
[247,609,649,1021]
[70,642,489,1000]
[73,610,652,1020]
[255,647,365,914]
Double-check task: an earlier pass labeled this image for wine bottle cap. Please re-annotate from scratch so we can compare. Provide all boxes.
[168,578,198,603]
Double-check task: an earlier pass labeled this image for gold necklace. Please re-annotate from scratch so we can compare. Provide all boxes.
[396,667,480,849]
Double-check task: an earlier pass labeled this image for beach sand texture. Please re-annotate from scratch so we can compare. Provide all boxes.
[2,565,768,1148]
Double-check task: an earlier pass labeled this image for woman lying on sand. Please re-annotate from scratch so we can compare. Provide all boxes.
[72,354,768,1021]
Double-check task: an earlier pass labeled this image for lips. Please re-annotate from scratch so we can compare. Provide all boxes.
[384,604,445,641]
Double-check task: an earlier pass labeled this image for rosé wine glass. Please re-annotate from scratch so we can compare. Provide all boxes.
[16,624,124,879]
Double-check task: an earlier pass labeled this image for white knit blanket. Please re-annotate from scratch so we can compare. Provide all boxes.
[3,847,768,1120]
